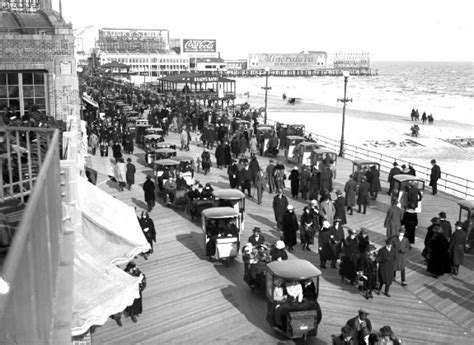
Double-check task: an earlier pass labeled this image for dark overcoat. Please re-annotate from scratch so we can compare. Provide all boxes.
[344,179,357,207]
[334,196,347,225]
[126,162,136,185]
[288,169,300,196]
[384,205,403,237]
[427,234,451,275]
[282,211,298,246]
[449,229,467,265]
[367,168,381,193]
[391,236,410,271]
[215,145,225,167]
[357,181,370,206]
[143,179,156,202]
[377,246,395,285]
[273,194,289,225]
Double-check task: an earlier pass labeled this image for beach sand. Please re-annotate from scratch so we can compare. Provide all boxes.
[236,93,474,180]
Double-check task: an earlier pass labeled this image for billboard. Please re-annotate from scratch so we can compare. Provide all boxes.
[183,39,217,53]
[99,29,169,42]
[248,53,327,70]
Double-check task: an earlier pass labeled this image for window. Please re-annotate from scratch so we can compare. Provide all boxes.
[0,71,47,119]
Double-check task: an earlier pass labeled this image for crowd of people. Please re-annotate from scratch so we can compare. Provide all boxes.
[80,73,471,342]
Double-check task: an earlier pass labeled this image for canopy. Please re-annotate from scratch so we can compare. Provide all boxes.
[267,259,321,280]
[71,232,142,336]
[78,177,150,265]
[82,94,99,108]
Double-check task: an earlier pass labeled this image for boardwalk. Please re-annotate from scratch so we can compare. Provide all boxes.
[88,132,473,345]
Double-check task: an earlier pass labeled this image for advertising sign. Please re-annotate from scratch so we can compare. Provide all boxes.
[248,53,327,70]
[183,39,217,53]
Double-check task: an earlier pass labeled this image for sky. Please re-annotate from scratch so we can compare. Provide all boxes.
[57,0,474,61]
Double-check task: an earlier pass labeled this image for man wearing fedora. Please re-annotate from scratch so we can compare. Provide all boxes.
[387,162,401,195]
[448,221,467,276]
[344,308,373,342]
[248,227,265,246]
[430,159,441,195]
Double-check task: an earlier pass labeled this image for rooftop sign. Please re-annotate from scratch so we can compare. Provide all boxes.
[183,39,217,53]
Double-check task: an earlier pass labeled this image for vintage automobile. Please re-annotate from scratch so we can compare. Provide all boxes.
[265,259,322,343]
[153,148,177,163]
[144,134,164,166]
[213,189,245,230]
[202,207,241,265]
[125,116,139,134]
[310,149,338,178]
[392,174,425,213]
[256,125,276,156]
[174,155,195,186]
[152,158,179,191]
[287,124,305,137]
[352,160,380,184]
[284,135,305,162]
[233,118,252,135]
[135,122,150,147]
[458,200,474,253]
[288,142,320,166]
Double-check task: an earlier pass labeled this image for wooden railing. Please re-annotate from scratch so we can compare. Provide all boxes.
[267,119,473,199]
[0,128,62,344]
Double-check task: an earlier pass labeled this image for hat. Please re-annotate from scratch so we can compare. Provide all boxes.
[275,240,285,249]
[146,175,152,180]
[336,189,343,195]
[431,159,436,164]
[439,211,446,218]
[310,199,318,206]
[455,221,463,228]
[287,205,294,210]
[269,159,274,163]
[360,228,368,235]
[393,162,398,166]
[253,227,261,233]
[322,220,330,228]
[379,326,393,337]
[341,325,352,338]
[294,166,298,170]
[385,238,393,245]
[348,227,357,234]
[358,308,370,315]
[334,217,342,223]
[430,217,440,225]
[399,228,406,234]
[367,244,377,253]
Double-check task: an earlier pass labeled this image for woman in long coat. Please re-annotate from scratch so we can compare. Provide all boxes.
[384,198,403,237]
[288,167,300,198]
[282,205,298,251]
[377,239,395,296]
[215,142,225,168]
[357,245,378,299]
[124,262,146,322]
[318,221,334,269]
[427,227,451,278]
[339,229,359,284]
[402,211,418,245]
[300,206,315,250]
[344,175,357,215]
[201,149,211,175]
[273,163,286,191]
[254,170,266,205]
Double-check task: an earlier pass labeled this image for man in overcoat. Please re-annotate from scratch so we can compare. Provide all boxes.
[357,177,370,214]
[273,189,289,231]
[384,197,403,237]
[334,190,347,225]
[282,205,298,251]
[344,175,357,215]
[367,165,381,200]
[265,159,276,193]
[126,158,136,190]
[344,309,373,342]
[391,229,410,286]
[142,175,156,212]
[377,239,395,297]
[449,221,467,275]
[227,160,240,188]
[429,159,441,195]
[387,162,401,195]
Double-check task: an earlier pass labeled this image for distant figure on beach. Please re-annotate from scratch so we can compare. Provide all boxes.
[428,113,434,124]
[282,93,287,101]
[421,112,427,123]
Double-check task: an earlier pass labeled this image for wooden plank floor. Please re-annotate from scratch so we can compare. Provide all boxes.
[88,132,473,345]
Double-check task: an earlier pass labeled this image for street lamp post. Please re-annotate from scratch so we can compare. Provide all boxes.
[337,71,352,157]
[261,67,272,124]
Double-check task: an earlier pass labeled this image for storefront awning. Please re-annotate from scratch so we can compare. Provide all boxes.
[77,177,150,265]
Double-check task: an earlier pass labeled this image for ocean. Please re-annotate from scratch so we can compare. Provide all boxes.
[234,61,474,125]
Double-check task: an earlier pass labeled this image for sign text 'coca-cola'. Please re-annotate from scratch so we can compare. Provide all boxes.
[183,39,217,52]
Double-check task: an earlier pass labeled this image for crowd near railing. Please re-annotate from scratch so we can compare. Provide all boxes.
[266,119,473,200]
[0,128,63,344]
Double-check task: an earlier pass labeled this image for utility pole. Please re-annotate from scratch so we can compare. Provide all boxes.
[337,71,352,157]
[261,67,272,124]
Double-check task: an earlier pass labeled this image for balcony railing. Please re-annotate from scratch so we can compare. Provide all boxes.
[0,127,62,344]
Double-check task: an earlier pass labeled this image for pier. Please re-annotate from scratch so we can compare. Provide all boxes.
[87,131,473,344]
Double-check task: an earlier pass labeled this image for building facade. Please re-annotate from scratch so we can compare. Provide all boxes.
[247,52,328,76]
[0,1,80,121]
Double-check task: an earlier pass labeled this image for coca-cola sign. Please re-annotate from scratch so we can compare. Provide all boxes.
[183,39,217,53]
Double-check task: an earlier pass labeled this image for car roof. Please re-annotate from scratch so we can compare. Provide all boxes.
[154,148,176,153]
[298,142,319,148]
[213,189,245,200]
[267,259,322,279]
[144,134,162,140]
[153,159,179,166]
[174,155,194,162]
[393,174,424,183]
[286,135,305,140]
[202,207,239,218]
[353,160,379,166]
[312,149,337,155]
[458,200,474,210]
[157,142,175,147]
